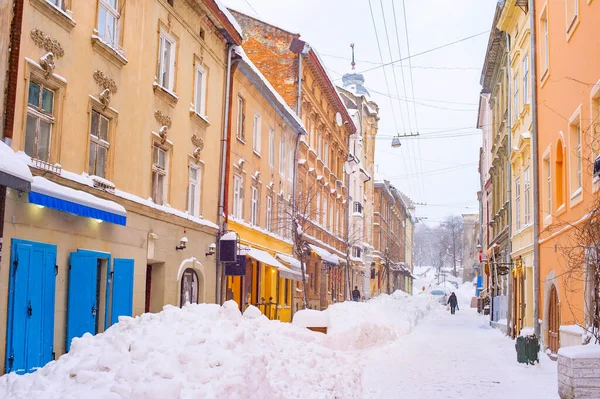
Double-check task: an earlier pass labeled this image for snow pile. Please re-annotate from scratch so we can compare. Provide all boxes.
[455,280,476,307]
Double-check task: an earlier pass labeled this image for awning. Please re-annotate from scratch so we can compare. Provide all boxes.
[275,254,305,282]
[247,248,303,281]
[28,176,127,226]
[309,244,339,266]
[0,141,33,192]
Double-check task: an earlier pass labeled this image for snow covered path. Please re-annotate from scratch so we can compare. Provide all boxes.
[362,308,559,399]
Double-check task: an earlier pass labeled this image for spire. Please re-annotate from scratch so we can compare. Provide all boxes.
[350,43,356,70]
[342,43,370,97]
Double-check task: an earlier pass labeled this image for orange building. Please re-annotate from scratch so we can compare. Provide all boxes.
[535,0,600,354]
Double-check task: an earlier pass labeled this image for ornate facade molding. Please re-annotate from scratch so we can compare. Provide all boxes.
[93,70,118,109]
[154,110,172,144]
[191,134,204,162]
[30,29,65,58]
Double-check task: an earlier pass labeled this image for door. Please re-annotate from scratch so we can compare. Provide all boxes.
[111,259,134,325]
[548,285,560,353]
[180,269,198,306]
[67,252,99,351]
[6,240,56,374]
[145,265,152,313]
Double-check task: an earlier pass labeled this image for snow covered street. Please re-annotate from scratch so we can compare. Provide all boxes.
[362,307,559,399]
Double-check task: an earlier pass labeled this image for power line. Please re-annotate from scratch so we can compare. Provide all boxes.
[320,53,480,70]
[333,30,490,80]
[242,0,260,17]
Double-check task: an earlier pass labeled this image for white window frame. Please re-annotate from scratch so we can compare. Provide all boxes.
[577,123,582,190]
[324,139,329,167]
[251,186,259,225]
[194,62,207,116]
[152,143,169,205]
[233,175,243,220]
[158,30,176,92]
[253,113,261,154]
[279,135,286,176]
[513,73,519,120]
[515,177,521,230]
[317,131,322,158]
[236,95,245,140]
[188,163,202,217]
[25,80,55,162]
[266,195,273,231]
[523,55,529,105]
[546,158,552,214]
[524,166,531,225]
[542,12,549,72]
[316,191,321,223]
[89,109,110,178]
[268,127,275,168]
[47,0,65,10]
[98,0,120,49]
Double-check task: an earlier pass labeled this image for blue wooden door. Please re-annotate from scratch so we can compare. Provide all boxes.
[111,259,134,325]
[66,252,99,351]
[6,240,56,374]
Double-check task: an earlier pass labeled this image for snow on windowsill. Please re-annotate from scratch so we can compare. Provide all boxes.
[153,81,178,103]
[189,107,210,127]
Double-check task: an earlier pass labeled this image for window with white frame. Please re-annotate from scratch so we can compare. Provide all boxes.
[266,195,272,231]
[98,0,120,49]
[152,143,169,205]
[524,166,531,225]
[236,95,245,140]
[25,81,54,162]
[157,31,176,92]
[515,177,521,230]
[251,186,259,225]
[329,203,333,230]
[570,118,582,193]
[47,0,66,10]
[253,113,261,153]
[316,191,321,223]
[545,158,552,214]
[323,197,328,227]
[233,175,243,219]
[268,127,275,168]
[194,62,207,116]
[324,139,329,167]
[566,0,578,30]
[541,10,549,73]
[287,141,293,182]
[523,55,529,105]
[513,73,519,120]
[277,196,285,237]
[89,110,110,178]
[188,164,201,217]
[279,135,286,176]
[317,131,322,158]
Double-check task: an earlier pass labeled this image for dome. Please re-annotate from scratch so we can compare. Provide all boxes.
[342,71,370,97]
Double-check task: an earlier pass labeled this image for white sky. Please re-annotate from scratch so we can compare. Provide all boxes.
[222,0,497,225]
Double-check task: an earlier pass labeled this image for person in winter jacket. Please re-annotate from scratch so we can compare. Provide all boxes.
[352,286,361,302]
[447,292,459,314]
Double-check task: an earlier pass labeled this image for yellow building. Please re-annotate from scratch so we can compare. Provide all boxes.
[224,48,306,323]
[498,1,534,336]
[0,0,242,374]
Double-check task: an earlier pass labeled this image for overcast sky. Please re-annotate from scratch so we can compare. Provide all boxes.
[222,0,497,225]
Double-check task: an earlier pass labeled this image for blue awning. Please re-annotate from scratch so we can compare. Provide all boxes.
[28,176,126,226]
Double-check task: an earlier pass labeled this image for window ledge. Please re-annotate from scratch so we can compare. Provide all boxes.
[566,17,580,42]
[593,175,600,193]
[189,108,210,129]
[91,35,128,68]
[540,69,550,88]
[253,150,262,158]
[570,187,583,207]
[153,82,178,107]
[30,0,77,31]
[556,203,567,217]
[236,137,246,145]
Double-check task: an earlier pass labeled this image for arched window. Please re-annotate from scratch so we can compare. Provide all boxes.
[180,268,199,306]
[556,142,565,208]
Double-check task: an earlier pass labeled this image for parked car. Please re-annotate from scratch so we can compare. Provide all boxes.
[430,289,448,305]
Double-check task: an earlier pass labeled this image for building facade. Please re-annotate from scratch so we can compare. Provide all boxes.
[0,0,242,374]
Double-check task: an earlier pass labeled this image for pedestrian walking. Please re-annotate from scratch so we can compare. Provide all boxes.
[447,292,459,314]
[352,286,361,302]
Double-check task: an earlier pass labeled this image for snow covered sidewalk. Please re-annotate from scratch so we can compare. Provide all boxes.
[362,307,559,399]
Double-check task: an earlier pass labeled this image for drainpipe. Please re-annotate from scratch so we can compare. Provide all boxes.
[529,0,541,338]
[505,32,513,336]
[217,44,235,305]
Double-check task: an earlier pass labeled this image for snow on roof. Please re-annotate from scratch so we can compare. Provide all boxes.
[309,244,339,265]
[275,253,301,269]
[246,248,287,270]
[221,231,237,241]
[234,46,306,134]
[31,176,126,216]
[214,0,243,37]
[0,141,33,183]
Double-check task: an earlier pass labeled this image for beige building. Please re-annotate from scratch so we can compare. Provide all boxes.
[0,0,242,374]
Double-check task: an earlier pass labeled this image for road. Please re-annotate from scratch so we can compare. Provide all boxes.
[361,307,559,399]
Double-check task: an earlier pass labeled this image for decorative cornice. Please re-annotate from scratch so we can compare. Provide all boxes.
[30,29,64,58]
[93,70,118,94]
[154,110,172,129]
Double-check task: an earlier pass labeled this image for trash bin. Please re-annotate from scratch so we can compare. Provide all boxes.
[515,334,540,365]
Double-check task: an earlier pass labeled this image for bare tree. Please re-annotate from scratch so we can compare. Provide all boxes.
[441,216,464,277]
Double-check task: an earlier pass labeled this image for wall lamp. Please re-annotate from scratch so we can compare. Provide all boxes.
[205,243,216,256]
[176,236,188,251]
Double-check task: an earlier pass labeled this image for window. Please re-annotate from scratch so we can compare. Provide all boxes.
[279,135,286,176]
[251,186,259,225]
[194,63,207,116]
[523,55,529,105]
[513,73,519,120]
[236,96,245,140]
[188,164,201,216]
[157,31,176,91]
[570,119,582,194]
[323,197,328,227]
[266,195,273,231]
[268,128,275,167]
[324,140,329,167]
[233,175,243,219]
[316,191,321,223]
[47,0,65,10]
[253,113,261,153]
[335,208,339,235]
[25,81,54,162]
[277,197,285,237]
[98,0,120,49]
[515,177,521,230]
[152,143,168,205]
[524,167,531,225]
[541,10,549,73]
[329,203,333,230]
[352,246,362,258]
[566,0,578,31]
[317,131,322,158]
[89,110,110,178]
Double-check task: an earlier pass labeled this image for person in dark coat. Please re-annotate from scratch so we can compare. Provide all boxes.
[447,292,459,314]
[352,286,361,302]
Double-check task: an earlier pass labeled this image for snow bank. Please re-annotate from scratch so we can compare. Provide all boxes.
[558,345,600,359]
[0,294,438,399]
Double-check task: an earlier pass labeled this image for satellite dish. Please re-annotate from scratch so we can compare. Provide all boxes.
[335,112,343,127]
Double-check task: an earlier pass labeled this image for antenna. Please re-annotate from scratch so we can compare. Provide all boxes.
[350,43,356,70]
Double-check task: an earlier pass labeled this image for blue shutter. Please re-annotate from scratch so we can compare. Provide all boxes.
[67,252,98,351]
[111,259,134,325]
[41,246,57,366]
